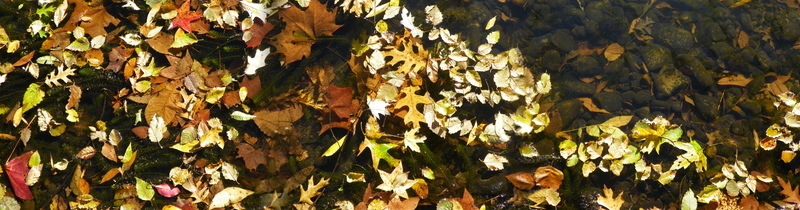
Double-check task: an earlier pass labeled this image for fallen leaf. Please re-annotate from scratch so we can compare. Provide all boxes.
[604,43,624,61]
[736,30,750,49]
[208,187,254,209]
[534,166,564,190]
[5,151,34,200]
[236,143,267,170]
[154,183,180,198]
[245,19,274,48]
[393,86,433,127]
[325,84,358,119]
[597,185,624,210]
[717,74,752,86]
[482,153,508,171]
[272,0,342,64]
[135,177,154,200]
[253,104,303,135]
[299,176,330,204]
[577,98,610,113]
[169,1,203,32]
[505,172,535,190]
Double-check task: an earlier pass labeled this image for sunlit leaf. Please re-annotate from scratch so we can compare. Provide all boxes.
[322,135,347,157]
[135,177,154,201]
[209,187,254,208]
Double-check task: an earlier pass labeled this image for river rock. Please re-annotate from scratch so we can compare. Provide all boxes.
[653,67,690,96]
[551,29,577,52]
[652,24,696,52]
[641,43,673,72]
[594,92,623,112]
[693,93,720,120]
[569,55,601,77]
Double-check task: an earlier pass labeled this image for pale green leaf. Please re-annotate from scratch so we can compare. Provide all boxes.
[170,29,198,48]
[681,190,697,210]
[135,177,154,201]
[230,111,256,121]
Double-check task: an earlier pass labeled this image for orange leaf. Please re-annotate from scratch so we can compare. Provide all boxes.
[253,104,303,135]
[325,84,358,119]
[100,168,120,184]
[597,185,624,210]
[577,98,610,113]
[505,172,535,190]
[101,142,118,162]
[534,166,564,190]
[778,177,800,204]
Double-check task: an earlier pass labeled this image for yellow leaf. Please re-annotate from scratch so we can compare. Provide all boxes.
[393,86,432,128]
[298,176,330,204]
[603,43,624,61]
[597,186,624,210]
[322,135,347,157]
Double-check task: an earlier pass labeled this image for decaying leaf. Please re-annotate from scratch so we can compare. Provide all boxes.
[253,104,303,135]
[272,0,342,64]
[577,97,610,114]
[717,74,753,87]
[298,176,330,204]
[603,43,624,61]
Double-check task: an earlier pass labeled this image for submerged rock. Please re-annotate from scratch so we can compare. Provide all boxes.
[594,92,623,112]
[653,67,690,97]
[641,43,673,72]
[652,24,696,52]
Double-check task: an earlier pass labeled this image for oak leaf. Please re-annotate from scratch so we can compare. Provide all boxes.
[383,37,428,75]
[778,177,800,204]
[272,0,342,64]
[393,86,432,128]
[298,176,329,204]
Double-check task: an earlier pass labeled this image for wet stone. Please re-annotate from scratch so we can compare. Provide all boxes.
[569,55,601,77]
[693,93,720,120]
[560,79,596,97]
[594,92,623,112]
[676,54,715,89]
[633,90,652,106]
[738,100,762,115]
[642,43,673,72]
[541,50,561,72]
[553,99,583,127]
[551,29,577,52]
[635,107,651,119]
[653,67,690,97]
[652,24,696,52]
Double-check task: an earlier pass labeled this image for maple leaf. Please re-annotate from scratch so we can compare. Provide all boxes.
[393,86,432,128]
[376,162,418,199]
[5,151,34,200]
[298,176,330,204]
[402,127,426,153]
[170,1,203,32]
[57,0,121,37]
[779,177,800,204]
[272,0,342,64]
[236,143,268,170]
[597,186,624,210]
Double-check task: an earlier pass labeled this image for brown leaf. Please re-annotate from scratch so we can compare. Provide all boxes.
[456,189,478,210]
[66,85,82,110]
[236,143,267,170]
[604,43,624,61]
[577,98,610,113]
[271,0,342,64]
[131,126,149,139]
[388,197,419,209]
[222,91,241,108]
[101,142,118,162]
[505,172,535,190]
[59,0,120,37]
[106,46,133,72]
[736,30,750,49]
[325,84,358,119]
[12,51,34,67]
[534,166,564,190]
[146,32,175,55]
[717,74,752,86]
[76,146,96,159]
[240,76,261,99]
[778,177,800,204]
[253,104,303,135]
[144,84,181,125]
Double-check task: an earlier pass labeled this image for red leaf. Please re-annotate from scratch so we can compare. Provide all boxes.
[154,183,181,197]
[245,19,274,48]
[169,1,203,32]
[5,151,34,200]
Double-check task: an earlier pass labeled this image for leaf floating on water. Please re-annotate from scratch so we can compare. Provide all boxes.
[209,187,254,208]
[253,104,303,135]
[483,153,508,171]
[597,186,624,210]
[5,151,34,200]
[135,177,154,201]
